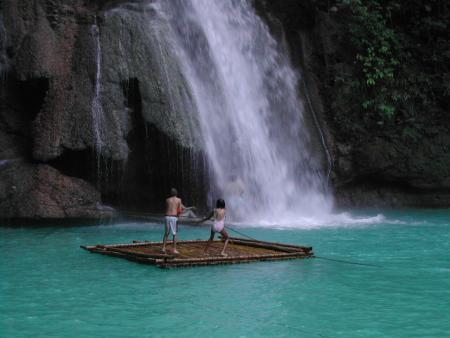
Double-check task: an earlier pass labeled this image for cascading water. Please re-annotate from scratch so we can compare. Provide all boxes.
[150,0,334,224]
[90,21,113,189]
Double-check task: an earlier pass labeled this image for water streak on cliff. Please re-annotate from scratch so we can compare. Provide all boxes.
[0,15,8,86]
[90,23,107,155]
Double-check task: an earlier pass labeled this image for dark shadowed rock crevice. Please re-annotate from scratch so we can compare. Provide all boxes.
[0,76,40,161]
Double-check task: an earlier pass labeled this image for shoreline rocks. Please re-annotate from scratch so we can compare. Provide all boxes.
[0,161,115,219]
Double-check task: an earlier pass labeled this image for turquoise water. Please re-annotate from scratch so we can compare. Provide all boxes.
[1,210,449,338]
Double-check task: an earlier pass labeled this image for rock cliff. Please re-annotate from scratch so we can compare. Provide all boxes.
[0,0,207,219]
[0,0,448,221]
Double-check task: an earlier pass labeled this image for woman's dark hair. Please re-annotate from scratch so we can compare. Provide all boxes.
[216,199,225,208]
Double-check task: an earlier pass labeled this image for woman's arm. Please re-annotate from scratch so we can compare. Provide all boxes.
[196,210,214,224]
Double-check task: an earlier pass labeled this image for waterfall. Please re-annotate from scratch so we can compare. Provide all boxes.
[150,0,333,224]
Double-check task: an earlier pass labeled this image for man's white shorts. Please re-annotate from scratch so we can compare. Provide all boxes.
[165,216,178,235]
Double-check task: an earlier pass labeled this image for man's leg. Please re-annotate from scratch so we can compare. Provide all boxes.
[220,229,229,256]
[162,227,169,253]
[172,220,179,254]
[172,234,179,254]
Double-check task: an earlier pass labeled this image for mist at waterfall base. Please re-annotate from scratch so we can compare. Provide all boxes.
[1,210,449,338]
[144,0,343,226]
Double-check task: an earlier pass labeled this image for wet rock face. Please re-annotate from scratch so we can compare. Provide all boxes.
[2,0,128,161]
[0,0,207,219]
[256,0,316,31]
[353,136,450,190]
[2,0,201,159]
[97,4,202,151]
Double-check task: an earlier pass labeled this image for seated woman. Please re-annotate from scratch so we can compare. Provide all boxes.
[197,199,229,257]
[178,207,197,219]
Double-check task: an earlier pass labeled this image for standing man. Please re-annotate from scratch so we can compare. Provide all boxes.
[163,188,194,254]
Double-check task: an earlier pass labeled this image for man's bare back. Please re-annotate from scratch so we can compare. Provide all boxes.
[166,196,182,216]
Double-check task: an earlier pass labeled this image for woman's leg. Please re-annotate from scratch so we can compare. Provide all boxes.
[203,230,215,255]
[220,229,229,256]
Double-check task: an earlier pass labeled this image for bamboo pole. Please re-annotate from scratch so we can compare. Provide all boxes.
[157,252,307,268]
[106,247,174,259]
[162,251,304,263]
[88,247,157,264]
[227,236,312,251]
[158,256,303,268]
[228,238,309,253]
[132,239,216,245]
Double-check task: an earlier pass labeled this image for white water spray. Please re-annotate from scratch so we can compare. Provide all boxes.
[150,0,333,224]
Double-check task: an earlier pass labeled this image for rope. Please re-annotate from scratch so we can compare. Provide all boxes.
[224,225,258,241]
[33,202,114,213]
[32,205,199,220]
[301,75,333,184]
[225,225,381,268]
[315,256,382,268]
[35,205,382,268]
[120,210,199,219]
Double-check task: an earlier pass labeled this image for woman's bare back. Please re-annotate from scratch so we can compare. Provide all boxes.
[214,208,226,221]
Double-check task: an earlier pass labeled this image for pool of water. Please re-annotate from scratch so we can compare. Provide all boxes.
[1,209,449,337]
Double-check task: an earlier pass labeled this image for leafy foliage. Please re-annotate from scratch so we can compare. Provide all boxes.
[343,0,399,119]
[319,0,450,136]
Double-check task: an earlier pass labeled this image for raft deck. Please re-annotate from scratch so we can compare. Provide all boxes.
[81,237,313,268]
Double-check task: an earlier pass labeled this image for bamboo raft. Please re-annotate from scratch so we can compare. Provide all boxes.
[80,237,314,268]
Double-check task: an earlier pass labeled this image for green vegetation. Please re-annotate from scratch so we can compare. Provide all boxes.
[323,0,450,138]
